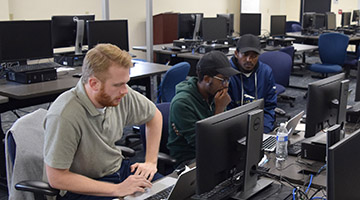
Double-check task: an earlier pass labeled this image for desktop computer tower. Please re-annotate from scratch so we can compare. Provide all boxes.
[54,53,85,66]
[7,68,57,84]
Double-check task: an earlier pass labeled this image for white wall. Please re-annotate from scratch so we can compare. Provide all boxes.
[0,0,9,20]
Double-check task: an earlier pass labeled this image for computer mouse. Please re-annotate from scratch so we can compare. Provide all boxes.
[161,46,167,50]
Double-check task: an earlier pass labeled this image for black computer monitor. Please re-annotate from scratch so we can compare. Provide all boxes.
[327,127,360,200]
[302,12,316,30]
[341,12,351,27]
[352,10,360,22]
[305,73,349,138]
[270,15,286,36]
[178,13,203,39]
[201,17,228,42]
[313,13,326,30]
[87,20,129,51]
[51,15,95,50]
[216,14,234,36]
[0,20,53,63]
[325,12,336,30]
[196,99,272,198]
[240,13,261,36]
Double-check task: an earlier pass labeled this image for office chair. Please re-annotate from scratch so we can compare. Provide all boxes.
[343,45,360,78]
[285,21,301,32]
[5,108,59,200]
[259,51,295,106]
[139,102,177,176]
[291,23,302,32]
[308,33,349,78]
[5,109,135,200]
[157,62,190,103]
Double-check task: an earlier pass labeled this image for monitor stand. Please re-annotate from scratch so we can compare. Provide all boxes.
[231,109,273,200]
[232,179,273,200]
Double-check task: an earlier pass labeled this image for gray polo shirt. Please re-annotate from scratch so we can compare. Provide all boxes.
[44,80,156,178]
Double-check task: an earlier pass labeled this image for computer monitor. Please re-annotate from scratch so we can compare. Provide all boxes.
[341,12,351,27]
[87,20,129,51]
[313,13,326,30]
[325,12,336,30]
[302,12,316,30]
[305,73,349,138]
[216,14,234,37]
[352,10,360,22]
[178,13,203,39]
[51,15,95,53]
[240,13,261,36]
[327,127,360,200]
[201,17,228,42]
[270,15,286,36]
[0,20,53,63]
[196,99,272,198]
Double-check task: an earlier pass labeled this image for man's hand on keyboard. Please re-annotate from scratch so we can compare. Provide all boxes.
[131,162,158,181]
[116,175,152,197]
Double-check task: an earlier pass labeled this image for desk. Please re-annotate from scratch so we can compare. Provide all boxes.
[134,43,319,76]
[287,32,360,46]
[0,62,170,112]
[263,131,327,189]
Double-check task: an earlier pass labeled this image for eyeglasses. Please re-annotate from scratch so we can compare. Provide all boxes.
[213,76,230,85]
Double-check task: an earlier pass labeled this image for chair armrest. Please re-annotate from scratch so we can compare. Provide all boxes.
[117,145,136,158]
[158,152,177,165]
[15,180,59,196]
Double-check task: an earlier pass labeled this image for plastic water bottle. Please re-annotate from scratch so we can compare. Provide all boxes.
[276,123,288,169]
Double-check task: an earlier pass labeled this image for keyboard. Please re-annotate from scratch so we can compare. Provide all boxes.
[262,135,277,152]
[192,172,243,200]
[8,62,61,73]
[144,185,174,200]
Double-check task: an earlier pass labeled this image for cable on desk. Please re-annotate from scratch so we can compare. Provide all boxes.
[309,187,326,200]
[256,169,311,200]
[310,197,326,200]
[316,164,327,175]
[305,174,313,194]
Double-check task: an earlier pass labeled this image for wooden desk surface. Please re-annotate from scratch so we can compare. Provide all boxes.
[0,62,170,100]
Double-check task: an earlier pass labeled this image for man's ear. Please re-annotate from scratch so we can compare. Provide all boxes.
[203,75,212,85]
[234,50,240,59]
[88,76,101,92]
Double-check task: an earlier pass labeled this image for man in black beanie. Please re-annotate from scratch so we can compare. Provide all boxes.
[227,34,277,133]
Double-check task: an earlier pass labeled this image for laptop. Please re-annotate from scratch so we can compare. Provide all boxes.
[262,110,305,152]
[124,166,196,200]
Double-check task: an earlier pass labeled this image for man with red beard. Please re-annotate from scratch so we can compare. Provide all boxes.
[44,44,163,199]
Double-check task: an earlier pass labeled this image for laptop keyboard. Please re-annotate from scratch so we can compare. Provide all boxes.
[144,185,174,200]
[262,135,277,152]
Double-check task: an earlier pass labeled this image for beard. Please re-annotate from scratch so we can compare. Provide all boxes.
[95,85,126,107]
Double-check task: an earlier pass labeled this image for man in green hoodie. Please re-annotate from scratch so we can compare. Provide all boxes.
[167,51,240,167]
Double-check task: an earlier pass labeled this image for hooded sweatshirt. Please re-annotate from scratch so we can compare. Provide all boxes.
[167,77,215,166]
[228,56,277,133]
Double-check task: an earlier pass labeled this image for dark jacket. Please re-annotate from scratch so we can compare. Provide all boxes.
[167,77,215,166]
[228,56,277,133]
